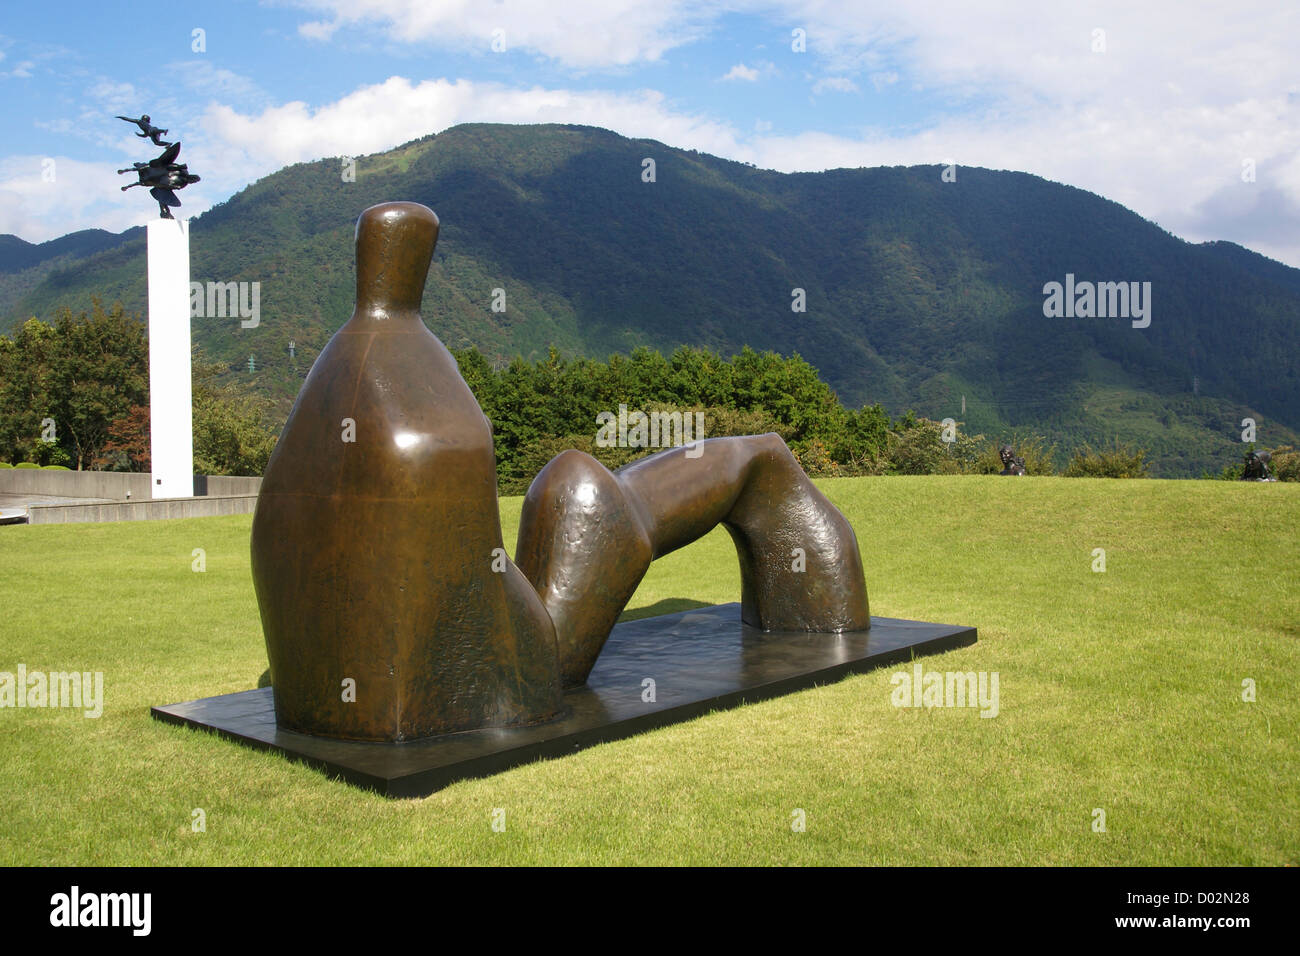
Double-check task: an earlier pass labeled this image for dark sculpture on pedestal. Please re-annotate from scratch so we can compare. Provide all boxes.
[1241,450,1273,481]
[999,444,1026,476]
[116,114,173,147]
[116,116,199,218]
[250,201,871,743]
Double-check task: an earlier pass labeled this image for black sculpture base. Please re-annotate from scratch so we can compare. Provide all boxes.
[151,603,976,798]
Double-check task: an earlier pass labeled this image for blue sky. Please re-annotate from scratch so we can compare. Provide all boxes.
[2,1,1297,267]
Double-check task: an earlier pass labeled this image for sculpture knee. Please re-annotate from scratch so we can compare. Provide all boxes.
[517,450,654,686]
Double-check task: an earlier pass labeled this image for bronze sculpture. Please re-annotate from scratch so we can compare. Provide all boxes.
[1241,450,1273,481]
[518,440,869,687]
[116,122,200,219]
[999,444,1026,476]
[116,114,173,147]
[250,201,870,743]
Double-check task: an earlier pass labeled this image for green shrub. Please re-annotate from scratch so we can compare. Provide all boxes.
[1202,462,1245,480]
[497,403,790,494]
[501,432,644,496]
[1268,445,1299,482]
[14,462,40,469]
[1204,446,1298,481]
[1064,440,1150,478]
[886,419,948,475]
[41,464,71,470]
[968,435,1059,476]
[0,462,11,469]
[933,429,985,475]
[30,438,72,468]
[792,437,843,477]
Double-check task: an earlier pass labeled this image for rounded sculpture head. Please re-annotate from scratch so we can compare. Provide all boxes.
[354,201,440,316]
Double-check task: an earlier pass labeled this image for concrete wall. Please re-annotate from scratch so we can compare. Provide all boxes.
[193,475,263,496]
[0,470,261,499]
[0,469,153,499]
[27,495,258,525]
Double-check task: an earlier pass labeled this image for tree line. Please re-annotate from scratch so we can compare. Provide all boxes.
[3,303,1294,484]
[0,301,273,474]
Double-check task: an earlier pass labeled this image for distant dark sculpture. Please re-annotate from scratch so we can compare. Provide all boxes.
[999,444,1027,476]
[116,114,173,147]
[1241,450,1273,481]
[250,201,870,742]
[116,118,199,218]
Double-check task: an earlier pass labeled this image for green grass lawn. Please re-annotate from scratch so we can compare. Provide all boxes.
[1,476,1296,865]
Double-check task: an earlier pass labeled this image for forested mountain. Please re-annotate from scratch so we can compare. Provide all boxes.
[2,123,1297,476]
[0,228,140,322]
[0,229,136,273]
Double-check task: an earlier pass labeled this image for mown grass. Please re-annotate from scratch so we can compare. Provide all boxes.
[0,476,1296,865]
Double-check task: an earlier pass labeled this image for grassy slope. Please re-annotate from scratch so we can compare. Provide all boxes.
[0,477,1295,865]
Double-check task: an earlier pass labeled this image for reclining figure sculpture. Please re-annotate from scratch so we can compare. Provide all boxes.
[250,202,870,742]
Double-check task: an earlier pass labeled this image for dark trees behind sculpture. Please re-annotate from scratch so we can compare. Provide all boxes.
[250,201,870,743]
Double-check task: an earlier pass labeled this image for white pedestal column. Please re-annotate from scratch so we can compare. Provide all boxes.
[146,218,194,499]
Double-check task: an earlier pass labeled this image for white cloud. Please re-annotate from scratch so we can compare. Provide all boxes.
[722,63,760,82]
[760,0,1300,264]
[7,78,722,242]
[298,19,339,42]
[287,0,713,68]
[166,60,265,103]
[7,1,1299,267]
[87,79,140,113]
[198,76,745,172]
[811,76,858,94]
[0,155,163,243]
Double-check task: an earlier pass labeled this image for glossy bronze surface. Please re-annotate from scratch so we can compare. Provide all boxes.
[517,436,871,687]
[251,202,561,741]
[250,200,870,743]
[154,603,974,797]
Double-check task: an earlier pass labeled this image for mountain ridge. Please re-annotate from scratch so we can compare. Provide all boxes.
[3,122,1297,476]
